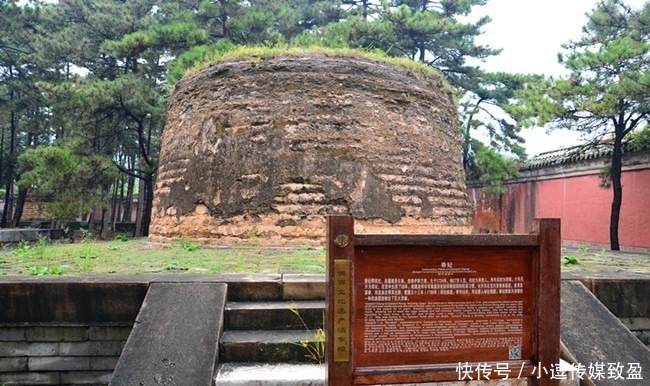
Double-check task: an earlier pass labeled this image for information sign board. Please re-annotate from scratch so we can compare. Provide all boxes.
[326,215,560,385]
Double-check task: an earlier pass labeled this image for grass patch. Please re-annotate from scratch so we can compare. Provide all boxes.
[1,240,647,276]
[0,239,326,275]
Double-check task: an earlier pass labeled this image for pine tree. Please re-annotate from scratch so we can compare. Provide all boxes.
[514,0,650,250]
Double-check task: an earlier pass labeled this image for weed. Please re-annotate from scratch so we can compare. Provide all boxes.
[12,240,31,257]
[80,229,94,242]
[77,258,91,272]
[114,235,129,242]
[578,246,589,253]
[11,235,49,258]
[297,245,313,251]
[162,260,189,271]
[179,239,201,252]
[562,254,580,265]
[79,242,101,259]
[25,264,67,276]
[289,305,326,364]
[595,249,607,258]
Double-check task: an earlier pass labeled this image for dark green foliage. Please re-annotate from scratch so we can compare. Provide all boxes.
[18,146,117,223]
[464,140,518,195]
[514,0,650,250]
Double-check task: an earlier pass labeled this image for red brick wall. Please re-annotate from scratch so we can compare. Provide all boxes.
[469,168,650,250]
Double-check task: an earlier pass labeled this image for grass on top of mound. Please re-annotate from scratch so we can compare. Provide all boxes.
[170,43,446,86]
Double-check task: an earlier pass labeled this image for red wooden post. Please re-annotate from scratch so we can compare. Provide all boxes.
[531,218,561,386]
[326,215,354,385]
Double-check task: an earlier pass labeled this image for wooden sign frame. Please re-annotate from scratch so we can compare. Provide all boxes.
[326,215,560,385]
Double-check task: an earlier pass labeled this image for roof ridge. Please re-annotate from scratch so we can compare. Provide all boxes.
[520,141,650,170]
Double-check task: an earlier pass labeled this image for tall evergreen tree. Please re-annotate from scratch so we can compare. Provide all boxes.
[294,0,531,187]
[0,1,49,227]
[514,0,650,250]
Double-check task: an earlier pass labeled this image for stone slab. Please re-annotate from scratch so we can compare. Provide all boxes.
[0,371,60,385]
[110,282,227,386]
[216,362,326,386]
[0,281,147,323]
[225,300,324,330]
[220,330,316,362]
[0,357,28,372]
[282,274,326,300]
[28,356,90,371]
[0,229,70,243]
[221,275,283,301]
[560,281,650,386]
[620,317,650,331]
[586,279,650,318]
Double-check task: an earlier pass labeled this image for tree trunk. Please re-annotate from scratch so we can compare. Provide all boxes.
[110,178,120,229]
[100,205,109,240]
[124,175,135,223]
[10,186,28,228]
[141,174,154,237]
[134,174,154,237]
[135,177,145,237]
[462,114,473,172]
[1,109,16,228]
[1,183,12,228]
[219,0,229,38]
[86,209,95,237]
[609,132,623,251]
[0,113,5,189]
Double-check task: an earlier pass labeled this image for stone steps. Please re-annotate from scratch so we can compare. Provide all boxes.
[220,329,323,363]
[216,363,325,386]
[215,276,326,385]
[225,301,325,330]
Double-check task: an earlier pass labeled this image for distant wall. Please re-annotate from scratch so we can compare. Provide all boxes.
[469,150,650,251]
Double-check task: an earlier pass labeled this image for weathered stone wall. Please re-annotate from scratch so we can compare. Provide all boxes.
[0,323,131,385]
[151,52,472,244]
[0,280,145,386]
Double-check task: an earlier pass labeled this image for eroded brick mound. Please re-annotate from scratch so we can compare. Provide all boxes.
[151,52,472,245]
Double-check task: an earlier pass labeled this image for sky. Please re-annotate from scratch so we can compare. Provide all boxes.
[469,0,648,157]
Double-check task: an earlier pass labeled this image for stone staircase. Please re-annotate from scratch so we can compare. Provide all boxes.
[214,275,327,385]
